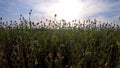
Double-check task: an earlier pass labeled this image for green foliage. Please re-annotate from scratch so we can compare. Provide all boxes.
[0,11,120,68]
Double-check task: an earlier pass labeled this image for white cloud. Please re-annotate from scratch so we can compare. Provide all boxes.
[2,0,119,23]
[32,0,120,21]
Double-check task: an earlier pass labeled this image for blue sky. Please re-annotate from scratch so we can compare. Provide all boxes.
[0,0,120,24]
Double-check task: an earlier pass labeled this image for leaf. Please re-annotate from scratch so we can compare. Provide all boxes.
[116,41,120,48]
[35,58,38,65]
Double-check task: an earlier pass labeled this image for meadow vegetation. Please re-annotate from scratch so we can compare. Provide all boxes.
[0,10,120,68]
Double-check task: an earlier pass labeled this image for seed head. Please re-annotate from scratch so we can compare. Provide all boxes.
[54,14,57,17]
[10,20,12,23]
[28,47,32,53]
[29,9,32,15]
[13,46,19,53]
[36,23,39,25]
[0,17,2,20]
[12,51,16,56]
[20,14,22,17]
[29,12,31,15]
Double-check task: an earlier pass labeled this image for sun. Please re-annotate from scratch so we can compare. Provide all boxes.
[49,0,84,21]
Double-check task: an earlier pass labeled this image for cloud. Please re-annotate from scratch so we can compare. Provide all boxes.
[32,0,120,20]
[0,0,120,23]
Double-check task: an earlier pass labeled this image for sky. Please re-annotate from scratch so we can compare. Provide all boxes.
[0,0,120,24]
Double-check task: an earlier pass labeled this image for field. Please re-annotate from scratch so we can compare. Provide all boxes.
[0,14,120,68]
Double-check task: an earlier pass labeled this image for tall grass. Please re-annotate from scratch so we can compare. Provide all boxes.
[0,10,120,68]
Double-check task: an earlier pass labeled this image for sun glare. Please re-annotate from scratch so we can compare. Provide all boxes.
[49,0,84,21]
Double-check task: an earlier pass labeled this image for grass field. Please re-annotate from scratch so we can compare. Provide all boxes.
[0,13,120,68]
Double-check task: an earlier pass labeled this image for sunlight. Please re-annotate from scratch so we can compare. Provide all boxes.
[49,0,84,21]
